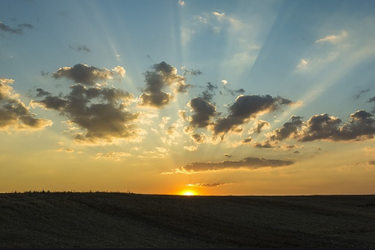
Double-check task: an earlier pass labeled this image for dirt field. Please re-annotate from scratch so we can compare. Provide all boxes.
[0,192,374,248]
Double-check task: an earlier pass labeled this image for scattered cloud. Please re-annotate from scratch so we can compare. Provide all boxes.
[69,45,91,53]
[95,151,131,161]
[221,80,228,85]
[178,0,185,6]
[0,22,33,34]
[183,145,198,152]
[0,78,52,131]
[52,63,125,86]
[169,156,294,173]
[354,89,370,100]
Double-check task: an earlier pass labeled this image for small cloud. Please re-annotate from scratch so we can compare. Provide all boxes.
[95,151,131,161]
[297,59,308,69]
[316,30,348,44]
[221,80,228,85]
[69,45,91,53]
[187,182,226,188]
[212,12,225,18]
[184,145,198,152]
[224,154,232,158]
[354,89,370,100]
[178,0,185,6]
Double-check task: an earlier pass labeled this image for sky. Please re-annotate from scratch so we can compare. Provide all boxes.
[1,0,375,195]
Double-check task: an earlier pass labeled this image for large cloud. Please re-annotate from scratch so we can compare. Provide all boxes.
[266,110,375,143]
[52,63,125,86]
[213,95,293,137]
[33,65,142,144]
[170,156,294,173]
[0,78,52,130]
[139,61,187,108]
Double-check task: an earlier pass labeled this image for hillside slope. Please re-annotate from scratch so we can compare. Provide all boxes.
[1,192,375,248]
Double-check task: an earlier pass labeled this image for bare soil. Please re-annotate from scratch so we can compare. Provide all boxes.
[1,192,375,248]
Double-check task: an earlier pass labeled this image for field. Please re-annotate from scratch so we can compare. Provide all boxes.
[0,192,375,248]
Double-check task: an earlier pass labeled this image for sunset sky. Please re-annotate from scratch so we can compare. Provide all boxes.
[1,0,375,195]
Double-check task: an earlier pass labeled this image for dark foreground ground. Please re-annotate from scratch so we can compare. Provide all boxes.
[1,192,375,248]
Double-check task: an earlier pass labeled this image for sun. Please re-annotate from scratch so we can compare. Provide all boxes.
[180,190,197,196]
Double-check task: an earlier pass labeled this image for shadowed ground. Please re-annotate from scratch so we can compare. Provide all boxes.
[0,192,375,248]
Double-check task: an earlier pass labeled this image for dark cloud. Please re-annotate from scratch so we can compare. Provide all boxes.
[182,68,202,76]
[278,110,375,142]
[69,45,91,53]
[139,61,186,108]
[34,67,141,144]
[268,116,303,141]
[224,154,232,158]
[0,22,33,34]
[368,96,375,103]
[187,97,216,129]
[0,78,52,130]
[191,133,205,144]
[36,88,50,97]
[242,137,252,144]
[354,89,369,99]
[173,156,294,173]
[213,95,293,137]
[52,63,125,86]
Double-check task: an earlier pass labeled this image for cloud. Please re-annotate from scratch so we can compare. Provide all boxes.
[297,59,309,69]
[0,78,52,131]
[139,61,186,108]
[183,145,198,152]
[316,30,348,44]
[354,89,369,99]
[52,63,125,86]
[170,156,294,173]
[186,97,216,129]
[268,116,303,141]
[276,110,375,142]
[95,151,131,161]
[178,0,185,6]
[368,96,375,103]
[186,182,226,187]
[221,80,228,85]
[222,85,245,96]
[33,70,142,144]
[213,94,293,137]
[190,133,205,144]
[181,67,202,76]
[250,120,270,134]
[0,22,33,34]
[69,45,91,53]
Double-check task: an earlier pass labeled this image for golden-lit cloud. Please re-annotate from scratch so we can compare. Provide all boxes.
[0,78,52,131]
[95,151,131,161]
